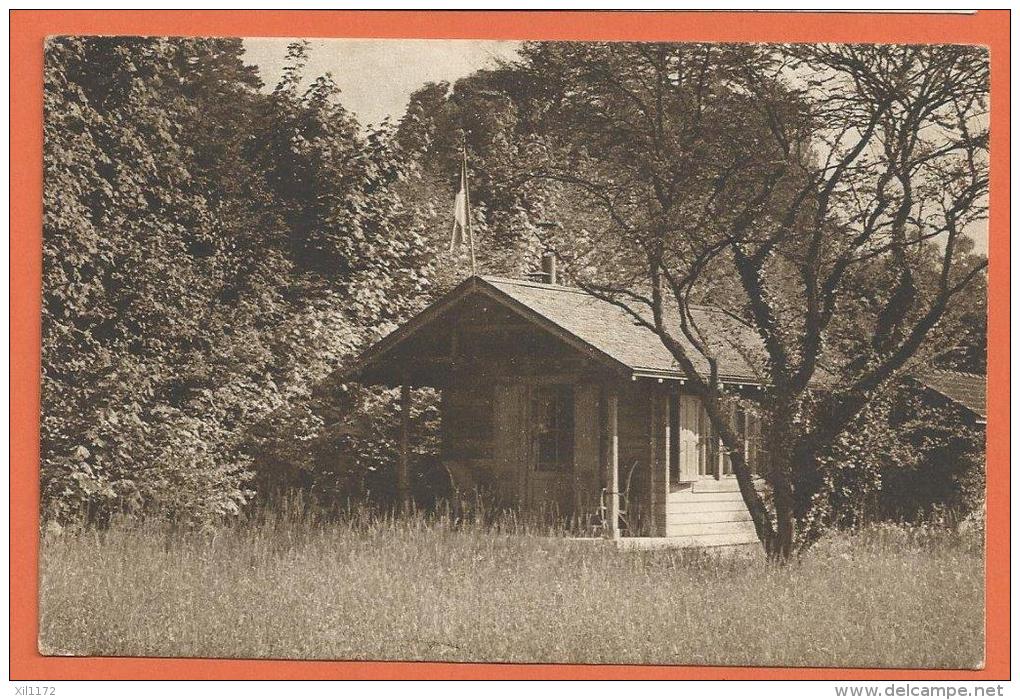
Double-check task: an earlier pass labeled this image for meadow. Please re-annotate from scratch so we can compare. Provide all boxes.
[38,510,985,668]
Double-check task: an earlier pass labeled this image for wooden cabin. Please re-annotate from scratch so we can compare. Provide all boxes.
[344,263,768,547]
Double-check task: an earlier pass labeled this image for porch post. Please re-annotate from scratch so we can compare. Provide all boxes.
[398,382,411,510]
[649,388,670,537]
[604,386,620,539]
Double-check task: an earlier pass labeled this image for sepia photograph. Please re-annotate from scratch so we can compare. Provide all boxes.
[36,27,990,671]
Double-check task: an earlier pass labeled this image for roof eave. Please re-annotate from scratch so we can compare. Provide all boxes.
[337,276,482,384]
[628,367,771,387]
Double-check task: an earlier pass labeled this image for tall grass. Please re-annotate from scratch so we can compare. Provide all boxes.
[39,507,984,668]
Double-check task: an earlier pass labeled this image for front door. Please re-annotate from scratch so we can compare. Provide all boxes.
[527,384,575,517]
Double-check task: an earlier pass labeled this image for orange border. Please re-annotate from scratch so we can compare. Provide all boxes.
[10,10,1010,680]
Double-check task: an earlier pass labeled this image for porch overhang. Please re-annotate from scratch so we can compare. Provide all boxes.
[339,276,631,388]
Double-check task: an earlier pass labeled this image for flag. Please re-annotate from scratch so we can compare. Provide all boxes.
[449,149,475,271]
[450,168,468,252]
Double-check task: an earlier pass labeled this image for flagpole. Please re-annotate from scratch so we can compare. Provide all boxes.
[462,143,476,275]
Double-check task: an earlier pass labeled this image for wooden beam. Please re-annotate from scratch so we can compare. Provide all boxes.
[573,383,601,517]
[458,322,535,334]
[742,409,750,470]
[649,389,670,537]
[604,385,620,540]
[398,383,411,510]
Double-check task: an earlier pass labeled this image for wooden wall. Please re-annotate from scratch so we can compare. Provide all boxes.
[440,375,762,545]
[615,380,671,537]
[648,386,670,537]
[442,378,604,520]
[440,383,498,500]
[492,383,530,506]
[616,380,651,535]
[572,383,601,516]
[441,384,493,461]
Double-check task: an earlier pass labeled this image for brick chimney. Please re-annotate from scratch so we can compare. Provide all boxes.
[541,250,557,285]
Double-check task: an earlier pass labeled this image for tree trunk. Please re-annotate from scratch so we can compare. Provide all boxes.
[769,467,797,560]
[726,447,776,554]
[762,413,800,561]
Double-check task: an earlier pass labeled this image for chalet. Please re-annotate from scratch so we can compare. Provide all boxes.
[343,256,769,547]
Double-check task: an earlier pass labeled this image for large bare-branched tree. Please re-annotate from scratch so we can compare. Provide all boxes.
[519,42,988,559]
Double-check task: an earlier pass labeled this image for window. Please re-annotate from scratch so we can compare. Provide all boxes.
[726,405,764,476]
[532,385,574,472]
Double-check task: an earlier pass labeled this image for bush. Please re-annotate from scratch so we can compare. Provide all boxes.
[804,381,985,539]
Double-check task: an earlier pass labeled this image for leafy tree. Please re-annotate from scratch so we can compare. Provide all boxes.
[42,37,439,525]
[808,381,984,536]
[43,36,263,524]
[43,36,988,545]
[512,42,988,558]
[396,68,569,280]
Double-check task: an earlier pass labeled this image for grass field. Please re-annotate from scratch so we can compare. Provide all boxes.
[38,511,985,668]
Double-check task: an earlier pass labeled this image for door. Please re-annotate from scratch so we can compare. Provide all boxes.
[527,383,575,516]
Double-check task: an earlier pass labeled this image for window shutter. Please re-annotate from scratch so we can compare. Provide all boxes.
[698,401,715,477]
[677,394,700,481]
[747,409,763,475]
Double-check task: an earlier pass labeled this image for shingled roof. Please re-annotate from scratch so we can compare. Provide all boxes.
[912,370,987,422]
[346,275,767,384]
[484,276,765,382]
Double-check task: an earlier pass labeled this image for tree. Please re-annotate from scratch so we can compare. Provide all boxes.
[42,37,439,525]
[42,36,266,524]
[808,381,985,536]
[517,42,988,559]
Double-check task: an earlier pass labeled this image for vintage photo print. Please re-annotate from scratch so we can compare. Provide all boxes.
[39,34,988,668]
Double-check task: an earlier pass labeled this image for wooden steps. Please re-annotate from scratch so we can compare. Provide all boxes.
[610,535,758,551]
[669,489,744,503]
[671,499,749,513]
[615,532,759,548]
[691,478,743,492]
[667,519,757,538]
[664,477,761,543]
[564,535,762,552]
[669,508,753,525]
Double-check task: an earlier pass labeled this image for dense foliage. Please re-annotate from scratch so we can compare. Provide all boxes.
[43,38,434,524]
[805,386,984,538]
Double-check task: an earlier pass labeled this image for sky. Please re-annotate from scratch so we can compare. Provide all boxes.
[241,38,521,127]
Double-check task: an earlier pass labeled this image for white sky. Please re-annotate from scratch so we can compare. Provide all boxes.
[241,38,521,127]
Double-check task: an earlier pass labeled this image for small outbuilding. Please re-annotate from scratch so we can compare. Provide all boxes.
[344,266,768,546]
[910,370,987,426]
